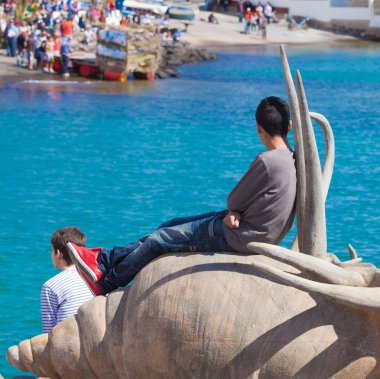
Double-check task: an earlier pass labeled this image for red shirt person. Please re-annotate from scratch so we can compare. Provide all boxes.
[245,8,253,21]
[61,19,73,37]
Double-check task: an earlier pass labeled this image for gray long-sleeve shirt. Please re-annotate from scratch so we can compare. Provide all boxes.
[223,148,297,253]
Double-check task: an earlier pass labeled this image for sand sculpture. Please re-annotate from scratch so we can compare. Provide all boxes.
[6,45,380,379]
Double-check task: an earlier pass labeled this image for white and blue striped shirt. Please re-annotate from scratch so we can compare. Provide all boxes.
[40,266,94,333]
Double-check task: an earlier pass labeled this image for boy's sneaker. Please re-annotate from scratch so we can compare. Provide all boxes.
[67,242,104,282]
[77,267,103,296]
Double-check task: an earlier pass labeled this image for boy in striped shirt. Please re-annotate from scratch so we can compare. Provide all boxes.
[40,227,94,333]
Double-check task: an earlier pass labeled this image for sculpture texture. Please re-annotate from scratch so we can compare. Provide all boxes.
[6,46,380,379]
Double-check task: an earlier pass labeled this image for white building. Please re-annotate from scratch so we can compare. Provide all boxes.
[271,0,380,29]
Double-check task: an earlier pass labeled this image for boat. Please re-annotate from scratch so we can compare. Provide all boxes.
[166,5,195,20]
[122,0,169,15]
[97,26,160,81]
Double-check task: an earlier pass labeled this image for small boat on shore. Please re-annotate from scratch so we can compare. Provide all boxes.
[167,5,195,20]
[123,0,169,15]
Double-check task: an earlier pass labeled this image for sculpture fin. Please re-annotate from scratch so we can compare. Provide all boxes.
[296,71,327,258]
[249,259,380,311]
[247,242,366,286]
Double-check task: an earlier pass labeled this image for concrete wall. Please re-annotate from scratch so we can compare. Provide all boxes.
[371,0,380,26]
[370,16,380,26]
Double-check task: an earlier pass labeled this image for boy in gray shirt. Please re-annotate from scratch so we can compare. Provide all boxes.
[67,96,297,296]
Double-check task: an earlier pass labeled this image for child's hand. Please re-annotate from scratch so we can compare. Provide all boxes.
[223,211,241,229]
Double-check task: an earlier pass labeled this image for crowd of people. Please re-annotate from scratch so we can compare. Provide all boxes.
[206,0,276,22]
[0,0,280,77]
[0,0,92,77]
[204,0,277,40]
[2,17,74,75]
[240,1,277,38]
[0,0,186,77]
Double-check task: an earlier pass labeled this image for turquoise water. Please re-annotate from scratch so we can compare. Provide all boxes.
[1,45,379,378]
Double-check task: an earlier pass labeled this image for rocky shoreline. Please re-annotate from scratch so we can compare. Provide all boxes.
[156,42,217,79]
[306,18,380,42]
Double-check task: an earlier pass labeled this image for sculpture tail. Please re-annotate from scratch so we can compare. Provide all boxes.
[6,288,130,379]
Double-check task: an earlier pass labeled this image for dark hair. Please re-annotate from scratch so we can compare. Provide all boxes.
[51,226,86,265]
[255,96,290,137]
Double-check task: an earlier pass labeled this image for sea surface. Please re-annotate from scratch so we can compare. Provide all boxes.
[0,44,379,378]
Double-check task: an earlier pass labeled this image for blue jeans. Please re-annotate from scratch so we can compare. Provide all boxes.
[61,53,69,74]
[60,43,70,74]
[6,37,16,57]
[97,210,235,294]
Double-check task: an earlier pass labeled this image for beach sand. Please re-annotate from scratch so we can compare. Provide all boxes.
[0,12,358,80]
[0,52,44,79]
[179,11,356,49]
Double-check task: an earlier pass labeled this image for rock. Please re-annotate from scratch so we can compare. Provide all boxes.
[156,69,169,79]
[156,42,217,79]
[306,18,380,42]
[156,68,181,79]
[165,68,181,77]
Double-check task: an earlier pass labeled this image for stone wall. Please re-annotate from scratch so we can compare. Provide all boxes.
[307,17,380,40]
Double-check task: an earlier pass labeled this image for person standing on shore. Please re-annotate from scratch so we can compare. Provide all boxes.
[41,227,94,333]
[4,19,18,57]
[244,7,253,34]
[16,28,28,67]
[264,1,273,24]
[67,97,297,297]
[26,30,36,70]
[36,40,46,70]
[60,39,70,77]
[44,35,55,73]
[58,17,72,76]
